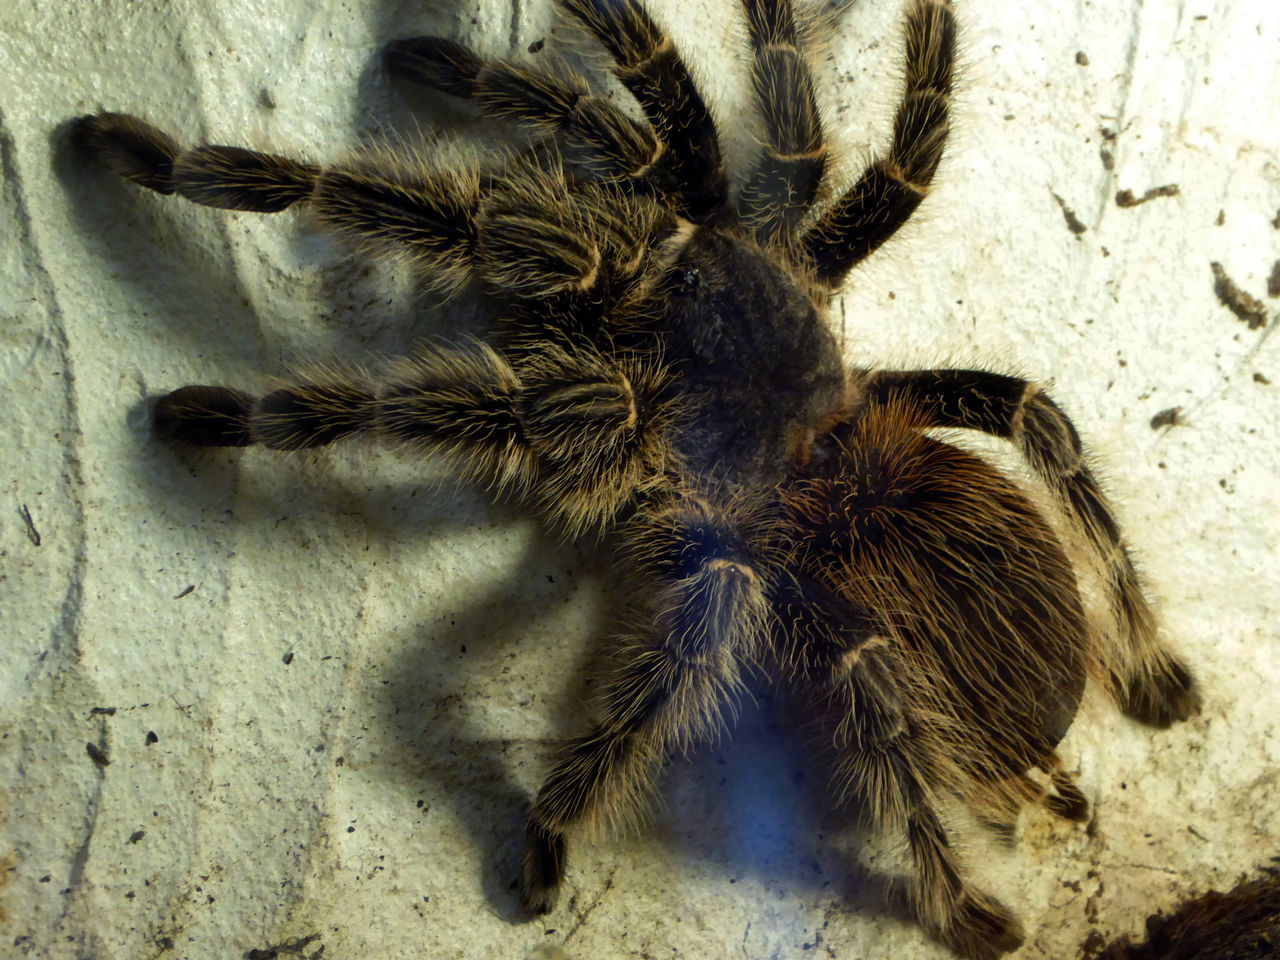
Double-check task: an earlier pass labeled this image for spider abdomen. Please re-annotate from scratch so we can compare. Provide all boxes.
[780,402,1089,787]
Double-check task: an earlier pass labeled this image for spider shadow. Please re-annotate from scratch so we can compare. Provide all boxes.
[364,548,913,933]
[49,116,270,368]
[53,71,572,921]
[367,525,613,922]
[123,397,597,924]
[648,689,919,934]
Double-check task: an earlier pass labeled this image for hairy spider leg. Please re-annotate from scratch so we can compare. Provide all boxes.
[772,556,1029,956]
[154,341,676,534]
[76,113,656,301]
[521,496,767,911]
[802,641,1026,960]
[737,0,829,242]
[385,37,665,186]
[1036,752,1089,822]
[774,396,1105,957]
[75,112,317,210]
[388,0,729,221]
[770,568,1090,827]
[976,759,1090,842]
[559,0,728,221]
[802,0,955,287]
[774,569,1035,960]
[862,368,1202,728]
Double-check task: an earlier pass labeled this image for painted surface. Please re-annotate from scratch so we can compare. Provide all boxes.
[1,0,1277,957]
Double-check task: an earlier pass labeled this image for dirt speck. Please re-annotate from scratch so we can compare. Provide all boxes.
[1052,192,1087,234]
[86,742,110,767]
[1116,184,1179,208]
[1210,262,1267,329]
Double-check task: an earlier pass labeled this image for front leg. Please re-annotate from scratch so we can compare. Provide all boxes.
[384,37,664,186]
[800,0,956,286]
[737,0,830,241]
[154,340,676,534]
[521,496,768,913]
[559,0,728,220]
[77,112,662,301]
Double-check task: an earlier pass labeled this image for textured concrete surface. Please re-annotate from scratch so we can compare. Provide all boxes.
[1,1,1278,959]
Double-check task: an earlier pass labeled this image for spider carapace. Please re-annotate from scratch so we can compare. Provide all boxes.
[77,0,1200,955]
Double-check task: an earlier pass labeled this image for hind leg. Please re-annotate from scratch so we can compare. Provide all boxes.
[773,575,1026,960]
[861,367,1202,728]
[521,498,767,911]
[822,649,1024,959]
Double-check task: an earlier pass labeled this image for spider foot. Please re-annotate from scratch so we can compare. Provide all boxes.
[1044,769,1089,823]
[975,813,1017,846]
[75,112,178,194]
[941,890,1025,960]
[153,385,254,447]
[519,822,566,916]
[1043,789,1089,823]
[1118,655,1202,729]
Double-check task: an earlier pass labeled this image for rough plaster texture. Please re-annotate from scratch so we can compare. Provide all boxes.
[1,0,1278,958]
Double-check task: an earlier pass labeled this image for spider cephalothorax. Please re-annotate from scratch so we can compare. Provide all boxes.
[77,0,1201,956]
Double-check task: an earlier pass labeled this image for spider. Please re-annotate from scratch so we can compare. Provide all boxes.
[76,0,1202,956]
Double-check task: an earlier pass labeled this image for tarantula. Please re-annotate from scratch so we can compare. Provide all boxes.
[77,0,1202,956]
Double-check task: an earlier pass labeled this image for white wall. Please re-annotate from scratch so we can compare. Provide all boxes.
[1,0,1277,957]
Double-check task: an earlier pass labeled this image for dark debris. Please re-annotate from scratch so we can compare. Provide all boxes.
[244,933,323,960]
[18,502,40,546]
[1210,262,1267,329]
[1116,184,1180,208]
[1052,192,1088,235]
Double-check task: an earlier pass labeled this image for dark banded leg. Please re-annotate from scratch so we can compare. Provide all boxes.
[771,569,1025,957]
[387,5,725,220]
[385,38,662,183]
[560,0,728,221]
[152,343,529,482]
[863,367,1202,728]
[738,0,828,242]
[767,569,879,687]
[77,112,640,300]
[783,602,1086,839]
[974,763,1086,842]
[981,753,1088,829]
[802,0,955,286]
[154,342,673,530]
[76,112,317,211]
[521,498,766,912]
[792,638,1025,960]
